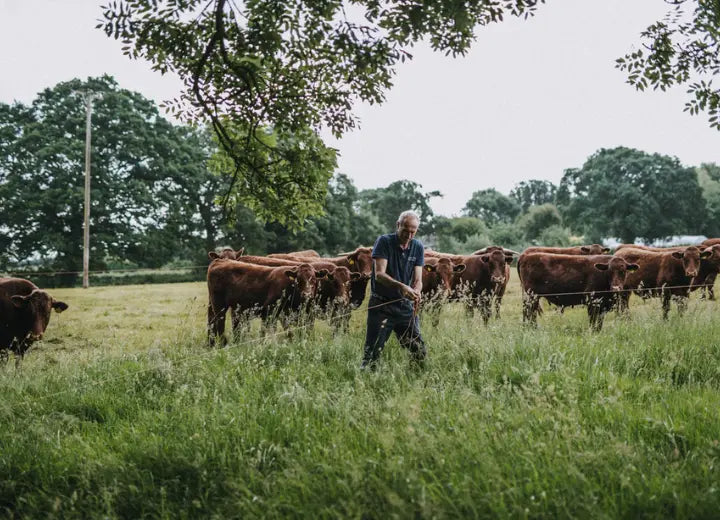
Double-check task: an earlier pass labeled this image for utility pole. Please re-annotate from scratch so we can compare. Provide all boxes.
[80,91,101,289]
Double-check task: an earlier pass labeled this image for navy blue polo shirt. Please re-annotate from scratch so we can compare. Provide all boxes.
[370,233,425,300]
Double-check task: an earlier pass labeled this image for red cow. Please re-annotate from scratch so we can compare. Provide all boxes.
[521,245,610,255]
[208,247,245,260]
[268,249,320,258]
[614,246,708,319]
[207,260,325,345]
[420,256,466,325]
[518,253,639,331]
[0,277,68,366]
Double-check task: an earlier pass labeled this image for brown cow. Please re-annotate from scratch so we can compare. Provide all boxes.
[207,260,326,345]
[428,249,513,324]
[420,256,466,325]
[615,244,720,300]
[517,253,639,331]
[217,255,361,332]
[614,246,709,319]
[521,245,610,255]
[0,277,68,366]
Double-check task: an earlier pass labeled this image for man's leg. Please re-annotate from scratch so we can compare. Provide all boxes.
[361,302,394,369]
[393,304,427,363]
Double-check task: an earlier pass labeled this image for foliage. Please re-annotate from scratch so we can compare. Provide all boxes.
[510,179,557,212]
[358,180,441,233]
[697,163,720,237]
[518,203,562,241]
[207,123,337,229]
[463,188,521,226]
[557,147,706,244]
[0,76,219,271]
[537,224,572,247]
[98,0,547,219]
[616,1,720,130]
[487,221,525,250]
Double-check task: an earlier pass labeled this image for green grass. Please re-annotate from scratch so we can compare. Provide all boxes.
[2,280,720,518]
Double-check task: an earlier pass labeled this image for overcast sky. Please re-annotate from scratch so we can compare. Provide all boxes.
[1,0,718,216]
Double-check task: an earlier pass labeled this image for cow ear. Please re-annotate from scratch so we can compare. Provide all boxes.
[236,248,245,256]
[481,255,490,263]
[453,264,466,273]
[700,250,712,259]
[350,272,362,281]
[594,263,610,271]
[52,300,69,313]
[671,251,683,259]
[602,247,611,254]
[626,263,640,272]
[10,295,28,307]
[285,269,297,280]
[504,255,514,264]
[208,251,220,260]
[316,269,329,279]
[346,252,358,266]
[580,246,590,253]
[425,265,436,272]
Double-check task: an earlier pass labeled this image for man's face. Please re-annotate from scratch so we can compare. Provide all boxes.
[397,217,419,245]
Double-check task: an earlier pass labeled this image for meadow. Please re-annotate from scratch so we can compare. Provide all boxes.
[2,279,720,519]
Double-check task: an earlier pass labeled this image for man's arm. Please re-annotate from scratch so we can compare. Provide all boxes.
[374,258,420,302]
[412,265,423,297]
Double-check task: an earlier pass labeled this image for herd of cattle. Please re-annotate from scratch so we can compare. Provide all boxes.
[2,238,720,365]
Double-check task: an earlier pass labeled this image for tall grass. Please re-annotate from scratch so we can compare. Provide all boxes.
[1,280,720,518]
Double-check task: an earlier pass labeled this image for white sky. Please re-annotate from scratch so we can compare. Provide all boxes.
[1,0,718,216]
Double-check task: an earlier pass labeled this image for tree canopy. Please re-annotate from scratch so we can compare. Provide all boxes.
[462,188,520,226]
[557,147,705,244]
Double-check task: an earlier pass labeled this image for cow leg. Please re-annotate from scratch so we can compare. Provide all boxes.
[676,295,688,316]
[705,272,717,301]
[661,290,671,320]
[588,304,605,332]
[208,299,228,347]
[479,294,491,326]
[616,292,630,318]
[0,348,8,367]
[522,292,539,327]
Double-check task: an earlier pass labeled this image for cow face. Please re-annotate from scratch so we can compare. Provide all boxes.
[671,246,703,278]
[349,273,370,308]
[285,264,321,302]
[10,289,68,340]
[208,247,244,261]
[346,248,373,276]
[580,244,609,255]
[700,245,720,267]
[481,250,508,289]
[424,258,463,297]
[320,267,352,307]
[594,257,640,292]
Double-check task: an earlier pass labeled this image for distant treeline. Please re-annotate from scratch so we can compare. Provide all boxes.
[2,77,719,282]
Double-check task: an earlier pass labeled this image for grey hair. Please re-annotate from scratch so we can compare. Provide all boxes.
[397,210,420,226]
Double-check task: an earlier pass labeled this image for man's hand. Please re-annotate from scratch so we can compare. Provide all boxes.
[401,284,421,303]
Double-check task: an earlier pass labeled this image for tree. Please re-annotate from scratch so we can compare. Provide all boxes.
[510,180,557,213]
[557,147,706,244]
[99,0,547,221]
[0,76,221,270]
[517,203,562,241]
[462,188,520,226]
[697,163,720,237]
[359,180,442,233]
[616,1,720,131]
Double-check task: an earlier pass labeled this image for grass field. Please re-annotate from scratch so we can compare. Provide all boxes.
[2,279,720,518]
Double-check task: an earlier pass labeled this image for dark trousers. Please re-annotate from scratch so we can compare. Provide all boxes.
[362,296,427,367]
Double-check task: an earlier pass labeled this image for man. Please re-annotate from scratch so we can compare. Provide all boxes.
[361,210,427,369]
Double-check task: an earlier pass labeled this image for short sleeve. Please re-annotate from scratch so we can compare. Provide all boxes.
[372,235,390,259]
[415,242,425,267]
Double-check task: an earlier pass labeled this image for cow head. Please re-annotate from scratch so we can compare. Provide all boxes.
[348,272,371,308]
[581,244,610,255]
[345,247,373,276]
[671,246,704,278]
[285,264,323,302]
[322,266,353,307]
[208,247,245,260]
[594,257,640,292]
[425,258,466,297]
[699,245,720,267]
[481,249,511,291]
[11,289,68,340]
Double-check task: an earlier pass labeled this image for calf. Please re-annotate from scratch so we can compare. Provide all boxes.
[207,260,325,345]
[0,277,68,366]
[614,246,708,319]
[518,253,639,331]
[420,256,466,325]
